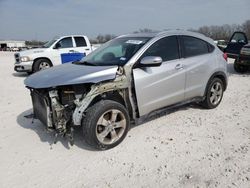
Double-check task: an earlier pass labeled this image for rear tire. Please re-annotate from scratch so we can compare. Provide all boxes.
[33,59,52,73]
[82,100,130,150]
[234,60,248,73]
[202,78,224,109]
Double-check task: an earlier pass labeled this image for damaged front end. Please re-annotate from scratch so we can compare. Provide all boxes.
[29,84,91,143]
[25,65,131,144]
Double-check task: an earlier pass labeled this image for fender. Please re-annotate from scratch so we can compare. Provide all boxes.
[32,57,53,70]
[203,71,228,97]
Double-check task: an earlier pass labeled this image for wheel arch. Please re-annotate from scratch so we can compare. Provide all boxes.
[32,57,53,71]
[204,71,228,96]
[90,91,125,106]
[88,90,133,119]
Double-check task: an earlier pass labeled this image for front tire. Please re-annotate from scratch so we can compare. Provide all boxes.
[82,100,130,150]
[202,78,224,109]
[33,59,52,73]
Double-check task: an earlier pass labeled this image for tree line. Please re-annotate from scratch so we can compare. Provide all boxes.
[25,19,250,46]
[194,20,250,41]
[87,19,250,43]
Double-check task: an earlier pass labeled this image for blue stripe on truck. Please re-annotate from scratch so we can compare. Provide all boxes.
[61,53,86,64]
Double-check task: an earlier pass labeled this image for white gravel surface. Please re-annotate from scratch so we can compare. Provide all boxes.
[0,52,250,188]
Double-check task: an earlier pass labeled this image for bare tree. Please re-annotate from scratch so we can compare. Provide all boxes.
[196,22,246,41]
[95,34,116,44]
[133,28,156,33]
[242,20,250,39]
[90,20,250,44]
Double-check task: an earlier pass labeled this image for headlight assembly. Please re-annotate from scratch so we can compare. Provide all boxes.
[20,56,31,62]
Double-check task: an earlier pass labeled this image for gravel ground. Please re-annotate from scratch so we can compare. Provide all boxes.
[0,52,250,188]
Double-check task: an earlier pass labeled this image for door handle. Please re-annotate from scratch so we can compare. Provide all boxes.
[175,64,183,70]
[69,50,75,53]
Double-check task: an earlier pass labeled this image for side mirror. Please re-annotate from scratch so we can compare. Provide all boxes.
[54,43,61,49]
[140,56,162,67]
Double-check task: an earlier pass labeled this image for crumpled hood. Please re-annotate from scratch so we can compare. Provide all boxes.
[24,63,118,89]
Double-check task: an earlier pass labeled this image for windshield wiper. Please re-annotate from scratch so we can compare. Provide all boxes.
[73,61,96,66]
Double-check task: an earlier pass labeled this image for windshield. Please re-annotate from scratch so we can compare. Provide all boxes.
[42,37,58,48]
[81,37,151,66]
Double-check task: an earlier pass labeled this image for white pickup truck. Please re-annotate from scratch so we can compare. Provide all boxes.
[14,35,94,73]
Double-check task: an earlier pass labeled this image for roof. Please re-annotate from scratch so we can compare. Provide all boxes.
[118,30,214,44]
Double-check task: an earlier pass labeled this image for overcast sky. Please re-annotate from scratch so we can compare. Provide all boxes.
[0,0,249,41]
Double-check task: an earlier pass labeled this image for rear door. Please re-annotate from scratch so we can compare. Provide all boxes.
[225,32,248,57]
[73,36,92,56]
[133,36,186,116]
[180,36,216,99]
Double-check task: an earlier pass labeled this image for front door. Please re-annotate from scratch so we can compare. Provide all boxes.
[52,37,78,65]
[225,32,248,57]
[133,36,186,116]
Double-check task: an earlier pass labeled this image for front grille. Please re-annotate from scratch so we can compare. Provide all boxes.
[31,90,50,126]
[14,53,20,63]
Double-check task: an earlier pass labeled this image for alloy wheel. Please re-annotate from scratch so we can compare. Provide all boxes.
[39,62,51,70]
[210,82,223,105]
[96,109,126,145]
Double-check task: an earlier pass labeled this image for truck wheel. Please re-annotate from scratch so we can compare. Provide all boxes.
[234,60,248,73]
[82,100,130,150]
[33,59,52,72]
[202,78,224,109]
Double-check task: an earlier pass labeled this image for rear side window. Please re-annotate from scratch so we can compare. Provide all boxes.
[142,36,179,61]
[74,37,87,47]
[208,43,215,52]
[182,36,209,58]
[57,37,73,48]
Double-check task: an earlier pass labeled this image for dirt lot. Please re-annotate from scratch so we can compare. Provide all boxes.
[0,52,250,188]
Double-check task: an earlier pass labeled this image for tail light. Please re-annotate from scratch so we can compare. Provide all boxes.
[223,53,228,61]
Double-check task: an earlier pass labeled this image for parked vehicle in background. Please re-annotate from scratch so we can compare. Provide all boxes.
[24,30,228,150]
[14,35,94,74]
[214,40,227,51]
[224,31,248,58]
[234,43,250,73]
[224,31,250,73]
[11,47,20,52]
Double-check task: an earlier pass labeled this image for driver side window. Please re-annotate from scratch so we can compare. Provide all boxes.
[142,36,179,62]
[56,37,73,48]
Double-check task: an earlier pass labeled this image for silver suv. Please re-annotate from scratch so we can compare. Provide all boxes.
[24,30,228,150]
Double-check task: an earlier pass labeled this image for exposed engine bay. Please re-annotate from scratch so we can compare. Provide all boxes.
[28,71,132,144]
[29,84,89,143]
[31,84,88,128]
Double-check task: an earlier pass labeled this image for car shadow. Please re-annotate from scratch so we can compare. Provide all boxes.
[12,72,29,77]
[17,102,206,150]
[133,102,202,127]
[16,109,97,151]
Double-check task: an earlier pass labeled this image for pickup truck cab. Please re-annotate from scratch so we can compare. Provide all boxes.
[224,32,250,73]
[224,31,248,58]
[234,43,250,73]
[14,35,93,73]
